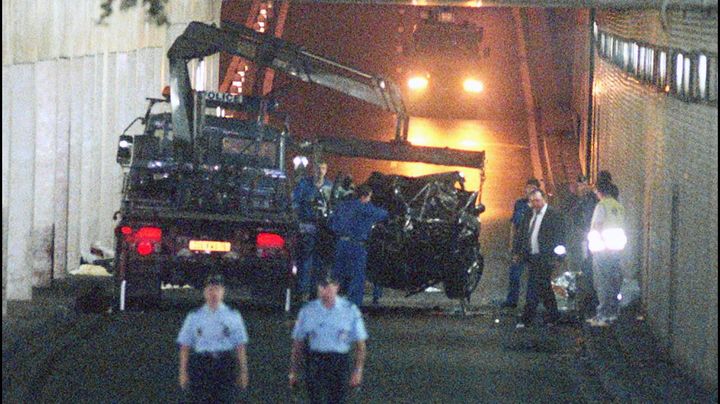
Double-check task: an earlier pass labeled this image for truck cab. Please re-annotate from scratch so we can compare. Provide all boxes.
[403,10,488,118]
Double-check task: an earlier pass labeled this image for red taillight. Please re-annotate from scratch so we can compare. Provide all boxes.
[121,226,162,256]
[256,233,285,249]
[135,227,162,242]
[137,241,154,256]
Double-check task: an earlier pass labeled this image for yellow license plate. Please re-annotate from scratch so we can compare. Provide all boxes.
[188,240,232,252]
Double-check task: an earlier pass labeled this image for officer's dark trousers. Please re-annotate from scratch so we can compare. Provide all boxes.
[520,254,560,325]
[332,239,367,307]
[187,351,238,404]
[306,352,350,404]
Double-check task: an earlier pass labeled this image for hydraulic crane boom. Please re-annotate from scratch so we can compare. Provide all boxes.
[168,21,408,146]
[167,20,484,179]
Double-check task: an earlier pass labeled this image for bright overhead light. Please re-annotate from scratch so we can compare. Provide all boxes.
[408,76,429,91]
[463,78,484,93]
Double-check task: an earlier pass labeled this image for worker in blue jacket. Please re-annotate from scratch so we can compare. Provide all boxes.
[292,161,333,300]
[329,184,388,307]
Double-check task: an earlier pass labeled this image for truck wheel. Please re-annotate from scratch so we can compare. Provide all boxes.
[116,275,162,311]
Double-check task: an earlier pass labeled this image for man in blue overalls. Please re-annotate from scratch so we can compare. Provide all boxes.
[289,273,368,404]
[329,184,388,308]
[293,161,333,300]
[177,274,249,403]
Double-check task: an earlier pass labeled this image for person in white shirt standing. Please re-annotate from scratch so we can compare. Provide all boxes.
[512,189,567,328]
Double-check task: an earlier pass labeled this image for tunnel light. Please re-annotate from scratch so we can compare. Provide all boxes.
[463,78,484,93]
[408,76,429,91]
[553,245,567,256]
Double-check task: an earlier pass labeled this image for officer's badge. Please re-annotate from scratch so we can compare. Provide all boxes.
[337,329,349,343]
[223,324,231,338]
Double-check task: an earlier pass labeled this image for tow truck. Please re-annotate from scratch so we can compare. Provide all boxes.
[113,21,488,310]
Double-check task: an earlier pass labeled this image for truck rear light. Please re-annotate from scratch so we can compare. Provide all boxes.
[256,233,285,249]
[120,226,162,256]
[256,232,285,258]
[137,241,154,256]
[135,227,162,242]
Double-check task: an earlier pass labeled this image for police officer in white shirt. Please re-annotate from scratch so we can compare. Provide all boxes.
[289,273,368,403]
[177,274,249,403]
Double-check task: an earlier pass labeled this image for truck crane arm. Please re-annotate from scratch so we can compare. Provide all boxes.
[167,21,408,148]
[167,20,484,181]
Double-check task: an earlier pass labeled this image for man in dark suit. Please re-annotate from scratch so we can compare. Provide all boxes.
[512,188,566,328]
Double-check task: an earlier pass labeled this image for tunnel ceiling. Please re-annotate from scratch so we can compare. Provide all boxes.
[290,0,717,9]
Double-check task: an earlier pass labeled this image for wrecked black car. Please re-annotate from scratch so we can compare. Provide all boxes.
[362,170,485,302]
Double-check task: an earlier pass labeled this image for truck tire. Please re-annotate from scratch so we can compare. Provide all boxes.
[116,274,162,311]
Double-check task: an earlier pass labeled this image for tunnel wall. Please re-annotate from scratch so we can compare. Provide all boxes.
[1,1,221,306]
[593,9,718,390]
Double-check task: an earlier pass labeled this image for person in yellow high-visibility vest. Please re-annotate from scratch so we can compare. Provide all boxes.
[586,181,626,327]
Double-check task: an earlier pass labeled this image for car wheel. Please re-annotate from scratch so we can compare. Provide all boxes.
[444,246,483,301]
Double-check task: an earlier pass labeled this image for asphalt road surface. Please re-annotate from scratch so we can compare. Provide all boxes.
[4,282,610,404]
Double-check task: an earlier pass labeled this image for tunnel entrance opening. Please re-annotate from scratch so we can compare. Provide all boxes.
[218,3,592,268]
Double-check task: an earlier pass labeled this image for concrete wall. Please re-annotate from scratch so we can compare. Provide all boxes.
[2,0,221,305]
[594,8,718,390]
